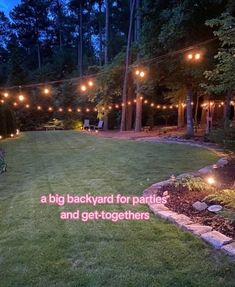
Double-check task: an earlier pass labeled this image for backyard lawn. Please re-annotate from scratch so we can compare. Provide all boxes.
[0,131,234,287]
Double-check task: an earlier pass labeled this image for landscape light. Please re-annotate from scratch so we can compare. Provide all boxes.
[18,95,25,102]
[16,129,20,135]
[10,134,14,138]
[207,177,215,185]
[0,135,2,140]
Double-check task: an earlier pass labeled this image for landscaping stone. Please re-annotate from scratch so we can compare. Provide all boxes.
[221,242,235,257]
[168,214,193,227]
[149,204,169,215]
[154,210,178,220]
[201,231,233,249]
[217,158,228,167]
[183,224,212,235]
[208,205,223,213]
[198,165,213,174]
[192,201,208,211]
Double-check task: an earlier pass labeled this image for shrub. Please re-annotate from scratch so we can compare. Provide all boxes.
[205,127,235,151]
[173,176,215,192]
[205,189,235,209]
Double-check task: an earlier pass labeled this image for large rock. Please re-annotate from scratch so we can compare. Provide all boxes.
[155,210,178,220]
[192,201,208,211]
[201,231,233,249]
[221,242,235,257]
[183,224,212,236]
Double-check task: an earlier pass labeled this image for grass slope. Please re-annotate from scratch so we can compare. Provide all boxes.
[0,131,234,287]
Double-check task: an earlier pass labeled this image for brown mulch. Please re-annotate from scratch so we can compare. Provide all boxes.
[162,160,235,239]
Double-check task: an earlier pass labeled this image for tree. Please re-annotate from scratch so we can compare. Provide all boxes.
[203,13,235,128]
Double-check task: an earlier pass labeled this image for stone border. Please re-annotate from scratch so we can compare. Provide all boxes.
[142,141,235,258]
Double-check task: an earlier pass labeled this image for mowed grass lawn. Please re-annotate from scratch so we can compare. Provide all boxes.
[0,131,234,287]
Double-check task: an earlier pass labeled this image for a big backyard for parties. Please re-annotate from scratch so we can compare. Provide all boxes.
[0,131,234,287]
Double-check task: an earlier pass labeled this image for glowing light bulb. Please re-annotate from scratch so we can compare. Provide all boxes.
[151,103,154,107]
[26,104,30,108]
[195,53,201,60]
[187,53,193,60]
[77,108,81,112]
[86,108,90,112]
[16,129,20,135]
[18,95,24,102]
[10,134,14,138]
[144,100,148,104]
[207,177,215,185]
[48,107,53,111]
[4,92,8,98]
[115,104,119,108]
[68,108,72,112]
[157,105,160,109]
[59,108,63,112]
[0,135,2,140]
[128,101,131,105]
[81,85,87,92]
[108,106,112,110]
[37,106,41,110]
[13,102,18,106]
[140,71,145,78]
[88,81,94,87]
[44,88,49,94]
[1,100,4,103]
[135,70,140,75]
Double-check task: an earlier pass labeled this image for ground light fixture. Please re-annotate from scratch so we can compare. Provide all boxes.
[207,177,216,185]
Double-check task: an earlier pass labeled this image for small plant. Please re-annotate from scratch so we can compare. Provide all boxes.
[205,189,235,209]
[173,175,215,192]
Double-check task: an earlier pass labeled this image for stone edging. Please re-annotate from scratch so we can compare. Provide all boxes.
[142,141,235,258]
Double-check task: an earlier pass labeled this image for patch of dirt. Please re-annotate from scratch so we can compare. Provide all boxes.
[160,160,235,239]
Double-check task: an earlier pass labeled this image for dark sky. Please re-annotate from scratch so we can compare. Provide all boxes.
[0,0,20,15]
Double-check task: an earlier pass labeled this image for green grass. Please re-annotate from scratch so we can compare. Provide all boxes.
[0,131,234,287]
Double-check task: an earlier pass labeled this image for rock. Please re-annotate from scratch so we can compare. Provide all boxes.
[154,210,178,220]
[168,214,193,227]
[208,205,223,213]
[217,158,228,168]
[221,242,235,257]
[192,201,208,211]
[183,224,212,236]
[198,166,213,175]
[149,204,169,214]
[201,231,233,249]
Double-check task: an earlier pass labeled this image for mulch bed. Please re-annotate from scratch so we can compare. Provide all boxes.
[162,159,235,239]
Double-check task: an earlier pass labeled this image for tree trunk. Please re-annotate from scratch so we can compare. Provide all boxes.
[126,84,134,130]
[104,0,109,65]
[134,0,142,132]
[120,0,136,131]
[98,0,103,66]
[186,84,194,137]
[79,2,83,77]
[37,43,41,70]
[177,100,184,128]
[224,91,231,129]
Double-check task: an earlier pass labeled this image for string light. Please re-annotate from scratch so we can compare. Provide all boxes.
[80,85,87,92]
[135,70,140,75]
[1,100,4,103]
[18,95,25,102]
[48,107,53,111]
[37,106,41,110]
[44,88,50,95]
[26,104,30,108]
[3,92,9,98]
[140,71,145,78]
[88,81,94,87]
[68,108,72,112]
[195,53,201,60]
[13,102,18,106]
[58,108,63,112]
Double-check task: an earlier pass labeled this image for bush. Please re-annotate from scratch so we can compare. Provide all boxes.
[205,189,235,209]
[205,127,235,151]
[0,105,17,136]
[63,119,83,130]
[172,176,215,192]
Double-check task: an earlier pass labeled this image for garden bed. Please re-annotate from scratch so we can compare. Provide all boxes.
[160,160,235,239]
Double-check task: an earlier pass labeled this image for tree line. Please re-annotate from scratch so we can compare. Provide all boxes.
[0,0,234,135]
